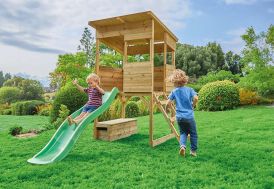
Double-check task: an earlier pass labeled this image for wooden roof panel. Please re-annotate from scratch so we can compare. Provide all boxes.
[89,11,178,42]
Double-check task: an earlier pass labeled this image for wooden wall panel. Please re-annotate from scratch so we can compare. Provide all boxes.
[154,66,164,91]
[165,64,175,92]
[98,66,123,92]
[123,62,152,92]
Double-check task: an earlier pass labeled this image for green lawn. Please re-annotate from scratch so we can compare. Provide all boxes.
[0,106,273,189]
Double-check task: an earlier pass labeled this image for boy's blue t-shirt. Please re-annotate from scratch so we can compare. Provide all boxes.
[168,86,197,120]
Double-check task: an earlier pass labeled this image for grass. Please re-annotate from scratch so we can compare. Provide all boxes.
[0,106,273,189]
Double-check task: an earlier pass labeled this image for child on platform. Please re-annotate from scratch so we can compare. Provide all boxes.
[68,73,105,125]
[166,69,199,157]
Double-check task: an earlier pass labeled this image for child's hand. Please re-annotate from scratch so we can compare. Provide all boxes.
[72,79,78,85]
[91,81,97,88]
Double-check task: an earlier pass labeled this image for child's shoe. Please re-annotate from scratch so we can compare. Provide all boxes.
[190,150,197,157]
[179,147,186,157]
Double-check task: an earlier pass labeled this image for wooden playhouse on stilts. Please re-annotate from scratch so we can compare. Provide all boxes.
[89,11,180,147]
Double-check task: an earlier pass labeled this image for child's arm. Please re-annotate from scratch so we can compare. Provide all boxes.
[73,79,85,93]
[192,95,198,109]
[94,83,105,94]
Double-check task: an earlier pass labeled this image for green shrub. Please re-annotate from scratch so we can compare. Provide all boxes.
[9,126,22,136]
[129,96,140,102]
[198,70,240,85]
[2,109,12,115]
[126,101,140,118]
[11,100,45,115]
[50,82,87,123]
[137,100,149,116]
[39,109,50,116]
[198,80,239,111]
[0,87,21,104]
[98,108,111,121]
[109,98,122,119]
[53,104,70,129]
[187,83,202,93]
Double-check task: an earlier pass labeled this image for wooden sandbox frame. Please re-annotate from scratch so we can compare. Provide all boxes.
[89,11,179,147]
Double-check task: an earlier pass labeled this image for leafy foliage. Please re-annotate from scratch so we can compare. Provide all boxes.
[239,88,259,105]
[53,104,70,129]
[0,71,11,87]
[239,25,274,97]
[0,87,21,104]
[78,27,95,68]
[198,80,239,111]
[9,126,22,136]
[50,52,91,89]
[175,42,226,78]
[3,77,44,101]
[50,82,87,122]
[197,70,240,85]
[225,51,243,75]
[11,100,45,115]
[125,101,140,118]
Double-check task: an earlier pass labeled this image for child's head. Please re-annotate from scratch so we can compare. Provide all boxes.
[167,69,189,87]
[86,73,100,85]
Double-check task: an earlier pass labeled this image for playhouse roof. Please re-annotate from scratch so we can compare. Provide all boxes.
[88,11,178,54]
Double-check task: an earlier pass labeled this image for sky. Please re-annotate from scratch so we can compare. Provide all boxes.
[0,0,273,78]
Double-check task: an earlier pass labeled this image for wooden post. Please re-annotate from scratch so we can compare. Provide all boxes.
[122,41,128,118]
[121,95,128,118]
[172,50,175,67]
[149,19,154,147]
[163,33,167,92]
[95,36,100,74]
[93,35,100,139]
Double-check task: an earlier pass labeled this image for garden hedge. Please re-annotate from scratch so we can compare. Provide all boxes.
[198,80,239,111]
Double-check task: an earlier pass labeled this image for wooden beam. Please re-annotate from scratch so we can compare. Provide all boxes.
[95,37,100,74]
[163,38,167,92]
[116,17,125,24]
[164,33,176,51]
[149,19,154,147]
[96,20,152,39]
[172,50,175,67]
[124,31,152,41]
[152,133,175,147]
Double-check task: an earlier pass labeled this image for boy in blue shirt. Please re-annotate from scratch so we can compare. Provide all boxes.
[166,69,198,157]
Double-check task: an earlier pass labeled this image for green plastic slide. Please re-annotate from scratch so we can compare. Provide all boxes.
[28,87,119,165]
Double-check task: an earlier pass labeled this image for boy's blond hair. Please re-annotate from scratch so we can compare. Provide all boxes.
[167,69,189,87]
[86,73,100,85]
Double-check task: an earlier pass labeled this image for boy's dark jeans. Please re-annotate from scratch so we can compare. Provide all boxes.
[177,118,198,151]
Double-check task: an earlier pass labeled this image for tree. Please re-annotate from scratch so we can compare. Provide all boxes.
[225,51,243,75]
[175,43,218,78]
[207,42,226,70]
[3,77,44,100]
[0,71,12,87]
[239,25,274,96]
[20,79,44,100]
[78,27,95,68]
[0,71,4,87]
[0,87,21,104]
[4,73,11,81]
[49,52,90,88]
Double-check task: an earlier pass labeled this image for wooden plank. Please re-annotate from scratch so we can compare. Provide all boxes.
[172,50,175,67]
[95,37,100,74]
[100,38,123,54]
[152,133,175,147]
[165,33,176,50]
[96,20,152,39]
[149,19,154,147]
[124,31,152,41]
[164,40,167,92]
[97,118,136,127]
